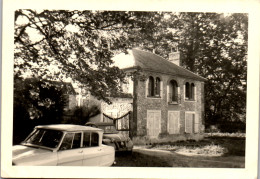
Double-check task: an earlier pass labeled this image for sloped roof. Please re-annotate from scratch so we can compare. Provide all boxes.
[114,48,206,81]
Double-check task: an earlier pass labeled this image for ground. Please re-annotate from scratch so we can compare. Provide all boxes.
[113,134,245,168]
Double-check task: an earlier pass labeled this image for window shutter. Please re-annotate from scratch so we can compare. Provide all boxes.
[147,112,153,136]
[168,111,180,134]
[174,112,180,133]
[160,80,163,98]
[194,113,199,133]
[154,112,160,135]
[185,113,193,133]
[168,112,174,134]
[145,79,148,98]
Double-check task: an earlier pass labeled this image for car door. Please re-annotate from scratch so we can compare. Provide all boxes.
[82,132,102,166]
[57,132,84,166]
[99,145,115,166]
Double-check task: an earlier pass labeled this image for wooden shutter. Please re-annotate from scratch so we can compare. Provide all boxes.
[154,112,160,136]
[168,111,179,134]
[147,110,161,137]
[194,113,199,133]
[185,113,193,133]
[147,112,153,136]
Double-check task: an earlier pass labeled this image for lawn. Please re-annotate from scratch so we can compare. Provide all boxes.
[131,133,245,168]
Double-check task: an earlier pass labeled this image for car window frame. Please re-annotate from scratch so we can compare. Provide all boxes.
[82,131,100,148]
[58,131,83,151]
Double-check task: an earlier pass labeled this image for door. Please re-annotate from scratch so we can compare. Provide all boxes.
[168,111,180,134]
[57,132,83,166]
[82,132,101,166]
[147,110,161,137]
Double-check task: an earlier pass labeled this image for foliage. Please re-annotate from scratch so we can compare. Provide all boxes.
[14,10,247,127]
[126,12,248,124]
[174,13,247,125]
[69,105,101,125]
[13,77,68,144]
[14,10,131,103]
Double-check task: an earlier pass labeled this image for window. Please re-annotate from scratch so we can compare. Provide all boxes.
[24,129,63,148]
[146,76,162,98]
[185,82,195,100]
[148,76,155,97]
[155,77,161,96]
[169,80,178,103]
[60,132,82,150]
[185,82,190,99]
[191,83,195,100]
[83,132,99,147]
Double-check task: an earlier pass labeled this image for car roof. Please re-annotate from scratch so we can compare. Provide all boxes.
[36,124,103,132]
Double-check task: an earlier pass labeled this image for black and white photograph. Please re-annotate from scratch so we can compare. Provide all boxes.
[1,0,260,178]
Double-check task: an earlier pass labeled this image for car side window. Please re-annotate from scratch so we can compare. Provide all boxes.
[60,132,81,150]
[91,133,99,147]
[83,132,91,147]
[83,132,99,147]
[72,133,81,149]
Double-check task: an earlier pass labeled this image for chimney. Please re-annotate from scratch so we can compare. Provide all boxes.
[169,48,181,66]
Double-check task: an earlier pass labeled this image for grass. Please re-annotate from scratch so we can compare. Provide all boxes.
[113,134,245,168]
[132,133,245,168]
[148,133,245,157]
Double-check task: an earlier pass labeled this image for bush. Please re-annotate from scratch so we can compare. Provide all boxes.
[65,105,100,125]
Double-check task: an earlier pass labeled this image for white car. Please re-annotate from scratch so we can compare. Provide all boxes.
[12,124,115,166]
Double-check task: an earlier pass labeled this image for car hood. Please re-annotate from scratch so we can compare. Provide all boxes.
[103,133,128,141]
[13,145,53,165]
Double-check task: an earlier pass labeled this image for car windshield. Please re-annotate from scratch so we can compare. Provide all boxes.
[99,125,118,134]
[23,129,63,149]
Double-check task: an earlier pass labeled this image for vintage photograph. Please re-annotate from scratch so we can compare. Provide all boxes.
[1,0,259,178]
[12,10,247,167]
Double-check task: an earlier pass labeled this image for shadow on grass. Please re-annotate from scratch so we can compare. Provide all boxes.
[205,136,245,156]
[113,151,172,167]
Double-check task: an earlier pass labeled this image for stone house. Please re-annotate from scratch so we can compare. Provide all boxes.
[90,48,206,141]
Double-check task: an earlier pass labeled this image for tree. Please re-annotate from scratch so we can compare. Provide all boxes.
[13,78,68,144]
[174,13,247,126]
[122,12,248,127]
[14,10,248,130]
[15,10,132,103]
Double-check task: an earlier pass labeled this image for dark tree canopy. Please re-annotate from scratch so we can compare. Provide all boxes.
[14,10,248,128]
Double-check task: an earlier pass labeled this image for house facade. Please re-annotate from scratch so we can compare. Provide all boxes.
[90,48,206,142]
